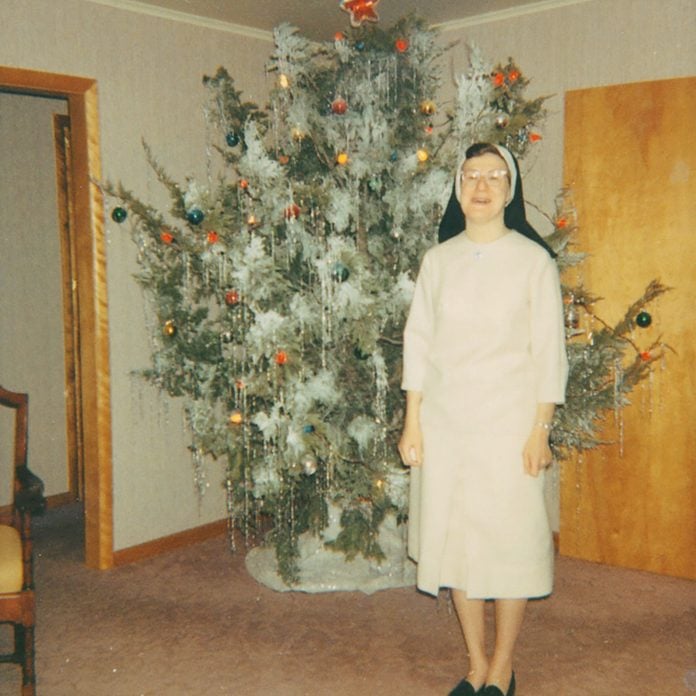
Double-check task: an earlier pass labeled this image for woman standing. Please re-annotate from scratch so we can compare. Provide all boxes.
[399,143,568,696]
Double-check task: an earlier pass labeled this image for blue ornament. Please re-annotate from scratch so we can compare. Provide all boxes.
[355,40,365,51]
[226,131,240,147]
[303,424,315,434]
[111,206,127,223]
[331,262,350,282]
[389,151,398,162]
[186,208,204,225]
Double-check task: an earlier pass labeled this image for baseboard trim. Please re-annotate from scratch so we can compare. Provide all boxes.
[113,518,228,566]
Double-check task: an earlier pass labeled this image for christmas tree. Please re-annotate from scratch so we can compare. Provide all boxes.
[108,17,668,586]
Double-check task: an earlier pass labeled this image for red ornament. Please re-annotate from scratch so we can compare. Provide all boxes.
[331,98,348,115]
[492,72,505,87]
[239,179,249,190]
[508,69,521,83]
[278,154,290,165]
[160,230,174,244]
[555,217,568,229]
[340,0,379,28]
[207,230,219,244]
[225,290,240,306]
[529,132,543,142]
[284,203,301,220]
[394,38,409,53]
[275,350,289,366]
[640,351,652,362]
[334,31,346,42]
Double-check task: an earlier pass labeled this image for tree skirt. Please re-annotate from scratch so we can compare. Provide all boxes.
[245,506,416,594]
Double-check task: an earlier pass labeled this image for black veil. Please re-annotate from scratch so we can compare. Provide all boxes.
[437,144,556,258]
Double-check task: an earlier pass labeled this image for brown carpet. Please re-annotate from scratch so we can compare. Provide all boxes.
[0,503,694,695]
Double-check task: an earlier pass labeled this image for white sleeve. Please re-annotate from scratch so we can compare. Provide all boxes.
[401,252,436,391]
[530,255,568,404]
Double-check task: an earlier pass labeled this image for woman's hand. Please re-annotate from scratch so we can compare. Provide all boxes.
[399,391,424,467]
[398,422,423,467]
[523,425,553,477]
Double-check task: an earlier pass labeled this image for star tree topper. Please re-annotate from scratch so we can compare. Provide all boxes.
[340,0,380,28]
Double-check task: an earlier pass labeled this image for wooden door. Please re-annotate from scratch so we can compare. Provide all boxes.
[560,77,696,580]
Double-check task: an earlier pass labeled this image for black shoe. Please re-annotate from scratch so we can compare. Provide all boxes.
[449,678,483,696]
[482,671,515,696]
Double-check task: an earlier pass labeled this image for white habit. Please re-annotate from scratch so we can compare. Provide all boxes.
[402,231,568,598]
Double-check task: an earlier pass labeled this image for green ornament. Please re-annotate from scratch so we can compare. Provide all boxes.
[111,206,127,223]
[636,311,652,328]
[331,262,349,282]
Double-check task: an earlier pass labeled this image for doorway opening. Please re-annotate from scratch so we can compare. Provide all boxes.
[0,66,113,569]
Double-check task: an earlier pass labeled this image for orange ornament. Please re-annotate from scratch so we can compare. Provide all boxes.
[160,230,174,244]
[640,351,652,362]
[239,179,249,189]
[207,230,219,244]
[556,217,568,229]
[331,98,348,115]
[395,38,409,53]
[336,152,349,165]
[275,350,289,366]
[284,203,301,220]
[508,69,521,83]
[334,31,346,42]
[529,132,543,142]
[492,72,505,87]
[278,154,290,165]
[225,289,240,306]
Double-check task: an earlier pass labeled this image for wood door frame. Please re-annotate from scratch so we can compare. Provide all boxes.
[0,66,113,570]
[54,112,85,503]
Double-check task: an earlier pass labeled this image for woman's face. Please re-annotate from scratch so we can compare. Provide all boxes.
[458,152,510,225]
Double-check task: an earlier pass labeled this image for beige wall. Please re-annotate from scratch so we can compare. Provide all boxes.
[1,0,693,551]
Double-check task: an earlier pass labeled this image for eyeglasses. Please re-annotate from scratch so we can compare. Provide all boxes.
[460,169,509,188]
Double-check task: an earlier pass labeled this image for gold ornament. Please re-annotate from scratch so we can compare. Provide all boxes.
[302,454,318,476]
[420,100,436,115]
[336,152,349,165]
[163,319,177,337]
[416,148,429,163]
[495,114,510,128]
[278,73,290,89]
[229,409,243,426]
